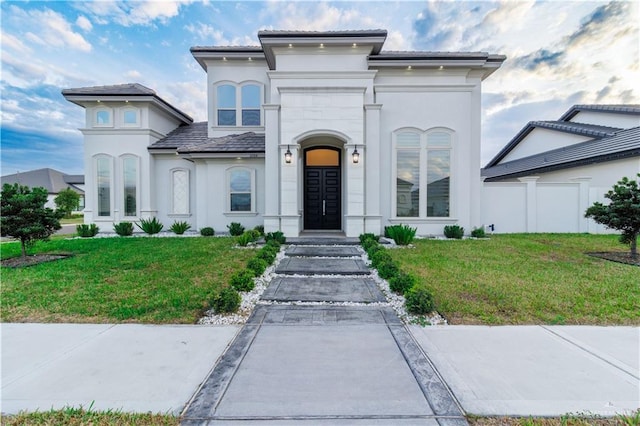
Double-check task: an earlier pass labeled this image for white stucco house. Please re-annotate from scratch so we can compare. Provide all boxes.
[481,105,640,233]
[63,29,506,237]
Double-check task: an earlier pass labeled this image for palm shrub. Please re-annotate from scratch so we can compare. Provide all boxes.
[136,217,163,235]
[247,257,268,277]
[405,287,435,315]
[377,259,399,280]
[237,231,256,247]
[227,222,245,236]
[169,220,191,235]
[386,224,417,245]
[200,227,215,236]
[76,223,99,237]
[211,287,241,314]
[471,227,486,238]
[265,231,286,244]
[389,271,416,295]
[443,224,464,239]
[230,269,255,292]
[113,222,133,236]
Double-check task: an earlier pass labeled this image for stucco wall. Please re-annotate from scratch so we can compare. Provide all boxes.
[570,111,640,129]
[501,128,591,163]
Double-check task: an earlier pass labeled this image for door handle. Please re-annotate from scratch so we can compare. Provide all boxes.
[323,200,326,216]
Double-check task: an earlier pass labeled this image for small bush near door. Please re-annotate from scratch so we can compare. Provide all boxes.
[76,223,99,237]
[113,222,133,236]
[169,220,191,235]
[227,222,245,236]
[265,231,286,244]
[136,217,164,235]
[385,224,417,245]
[471,227,486,238]
[443,224,464,239]
[200,227,215,236]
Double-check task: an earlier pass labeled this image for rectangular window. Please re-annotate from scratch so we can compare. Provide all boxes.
[95,110,112,126]
[96,157,111,217]
[229,169,252,212]
[427,150,450,217]
[124,110,138,125]
[241,85,260,126]
[123,157,137,217]
[396,150,420,217]
[217,85,236,126]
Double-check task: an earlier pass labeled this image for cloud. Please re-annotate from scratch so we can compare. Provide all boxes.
[76,15,93,32]
[513,49,565,72]
[75,1,192,27]
[564,1,628,50]
[125,70,142,79]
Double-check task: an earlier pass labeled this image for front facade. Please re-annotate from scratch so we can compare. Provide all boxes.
[64,30,504,237]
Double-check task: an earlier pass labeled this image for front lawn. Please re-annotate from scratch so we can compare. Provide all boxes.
[1,237,254,324]
[389,234,639,325]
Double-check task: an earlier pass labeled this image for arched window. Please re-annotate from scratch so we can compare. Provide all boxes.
[227,167,255,212]
[121,155,139,217]
[215,82,263,127]
[171,169,190,215]
[393,129,454,218]
[95,155,113,217]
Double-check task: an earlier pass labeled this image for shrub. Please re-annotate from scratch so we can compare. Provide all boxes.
[471,227,486,238]
[389,272,416,295]
[384,226,392,238]
[366,243,385,258]
[237,231,255,247]
[266,238,281,250]
[265,231,286,244]
[249,229,261,240]
[170,220,191,235]
[253,225,265,236]
[230,269,255,292]
[211,287,241,314]
[405,287,436,315]
[247,257,268,277]
[386,224,417,245]
[377,259,399,280]
[200,227,215,236]
[370,249,392,268]
[113,222,133,236]
[76,223,99,238]
[257,246,278,264]
[227,222,245,236]
[359,233,379,244]
[444,224,464,239]
[361,237,378,251]
[136,217,163,235]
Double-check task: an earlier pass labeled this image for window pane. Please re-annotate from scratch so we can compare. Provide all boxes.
[396,132,420,148]
[96,110,110,125]
[427,150,450,217]
[230,170,251,192]
[427,132,451,147]
[396,150,419,217]
[242,109,260,126]
[231,193,251,212]
[97,157,111,216]
[218,110,236,126]
[172,170,189,214]
[217,85,236,108]
[241,85,260,108]
[306,149,339,166]
[123,157,137,216]
[124,110,137,125]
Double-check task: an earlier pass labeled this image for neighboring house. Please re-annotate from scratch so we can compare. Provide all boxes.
[63,29,505,237]
[1,168,85,211]
[481,105,640,233]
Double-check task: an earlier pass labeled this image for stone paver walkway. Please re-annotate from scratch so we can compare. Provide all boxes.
[181,242,466,425]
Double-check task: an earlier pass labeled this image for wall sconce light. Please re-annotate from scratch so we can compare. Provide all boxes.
[284,146,292,163]
[352,147,360,164]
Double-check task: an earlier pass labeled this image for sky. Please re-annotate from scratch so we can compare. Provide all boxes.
[1,0,638,176]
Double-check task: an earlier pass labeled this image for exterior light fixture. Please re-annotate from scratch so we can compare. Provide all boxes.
[284,146,292,163]
[352,147,360,164]
[407,65,412,70]
[319,43,324,48]
[439,65,444,70]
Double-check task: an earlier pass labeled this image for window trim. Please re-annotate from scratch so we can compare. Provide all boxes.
[214,81,263,128]
[170,168,191,216]
[94,154,114,219]
[120,154,140,218]
[94,107,113,127]
[225,166,256,214]
[392,128,454,220]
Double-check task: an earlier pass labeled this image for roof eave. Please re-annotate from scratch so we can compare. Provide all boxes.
[190,47,265,71]
[178,152,265,159]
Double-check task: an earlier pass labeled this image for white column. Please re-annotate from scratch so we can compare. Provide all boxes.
[345,141,365,237]
[280,144,300,237]
[469,83,483,231]
[519,177,539,232]
[364,104,382,234]
[263,104,281,232]
[194,160,208,230]
[570,177,592,233]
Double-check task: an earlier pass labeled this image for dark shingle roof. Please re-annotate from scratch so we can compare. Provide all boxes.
[485,121,623,168]
[559,104,640,122]
[1,168,84,194]
[62,83,193,124]
[257,29,388,37]
[148,122,265,154]
[482,127,640,181]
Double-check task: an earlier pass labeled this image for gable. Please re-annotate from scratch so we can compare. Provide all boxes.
[500,127,593,163]
[568,110,640,129]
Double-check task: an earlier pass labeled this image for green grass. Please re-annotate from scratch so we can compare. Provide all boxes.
[389,234,639,325]
[1,237,254,324]
[468,409,640,425]
[1,406,178,425]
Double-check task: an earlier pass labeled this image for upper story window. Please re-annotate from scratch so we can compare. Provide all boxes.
[122,108,140,127]
[95,108,113,127]
[215,82,262,127]
[393,129,453,219]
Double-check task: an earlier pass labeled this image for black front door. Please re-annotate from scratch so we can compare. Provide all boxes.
[304,167,341,230]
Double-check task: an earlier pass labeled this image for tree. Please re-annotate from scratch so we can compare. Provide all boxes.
[1,183,63,258]
[54,188,81,218]
[585,174,640,258]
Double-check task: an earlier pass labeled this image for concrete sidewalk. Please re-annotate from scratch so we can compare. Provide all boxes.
[410,325,640,417]
[1,323,239,415]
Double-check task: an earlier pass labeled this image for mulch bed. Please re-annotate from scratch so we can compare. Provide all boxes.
[586,251,640,267]
[1,254,72,268]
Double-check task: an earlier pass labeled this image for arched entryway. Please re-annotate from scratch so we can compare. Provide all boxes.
[303,146,342,230]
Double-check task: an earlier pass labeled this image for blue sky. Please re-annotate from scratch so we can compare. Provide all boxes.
[1,0,638,176]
